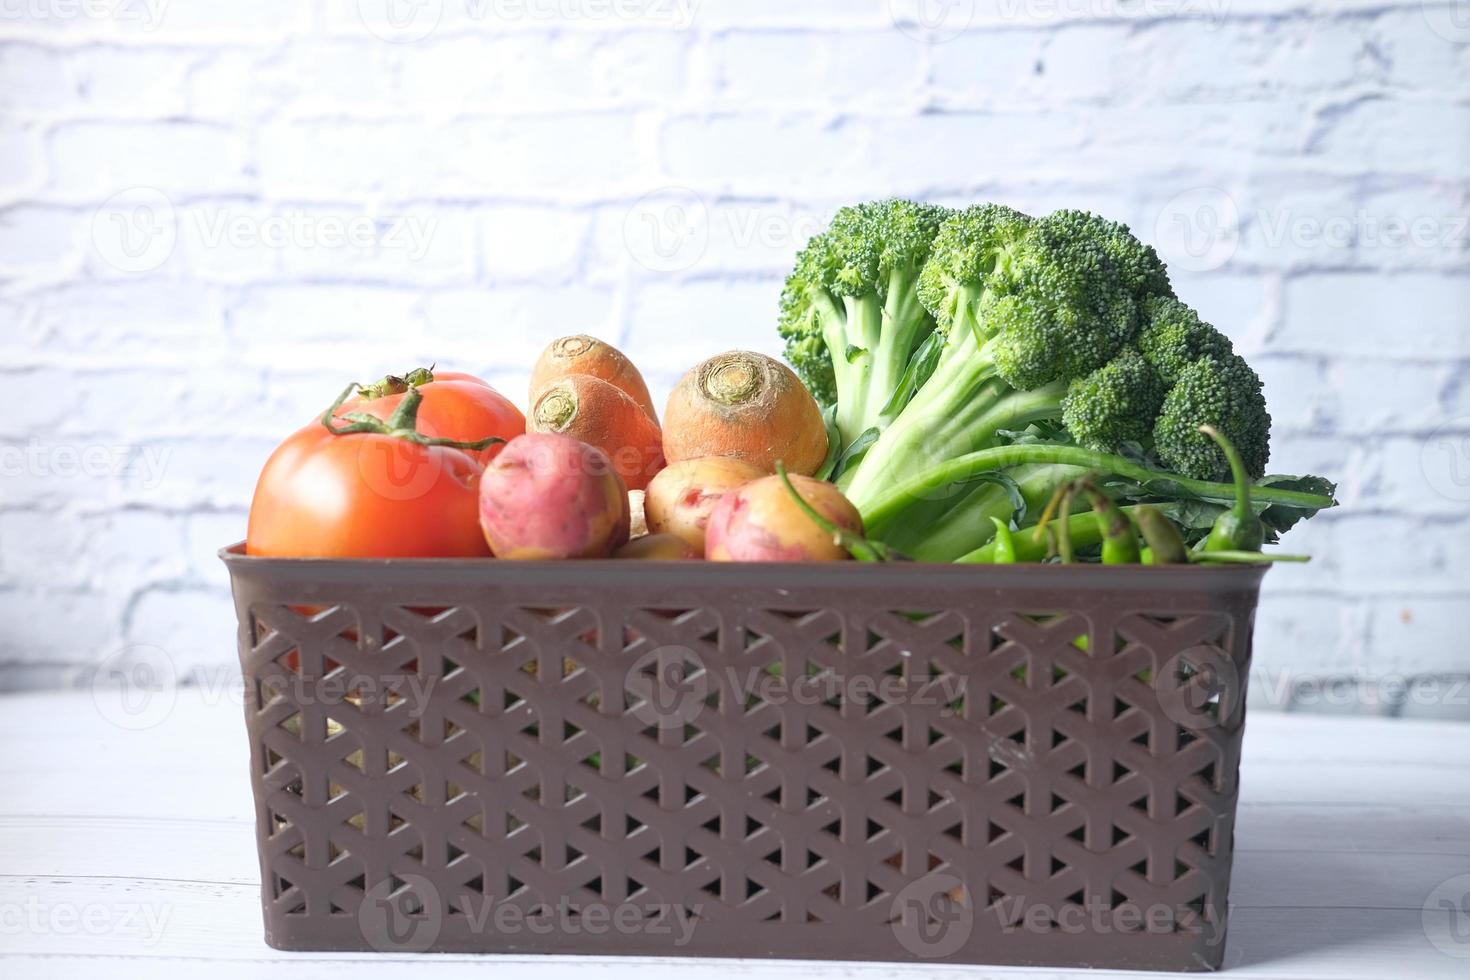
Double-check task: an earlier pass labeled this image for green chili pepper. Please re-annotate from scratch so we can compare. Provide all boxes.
[988,517,1018,564]
[1134,504,1190,565]
[1199,424,1266,553]
[1078,478,1141,565]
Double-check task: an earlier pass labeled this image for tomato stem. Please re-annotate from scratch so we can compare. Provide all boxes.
[321,380,503,452]
[355,366,437,401]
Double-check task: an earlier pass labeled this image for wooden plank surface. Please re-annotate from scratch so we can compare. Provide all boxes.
[1,692,1468,979]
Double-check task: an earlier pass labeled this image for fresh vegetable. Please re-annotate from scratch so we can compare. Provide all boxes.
[248,383,496,558]
[1134,504,1191,564]
[644,456,766,551]
[529,374,666,491]
[988,517,1018,563]
[531,334,659,422]
[1077,479,1142,565]
[615,533,700,560]
[664,351,829,476]
[478,433,631,560]
[706,472,862,563]
[778,201,1337,562]
[338,367,524,464]
[1199,424,1267,553]
[778,198,952,449]
[775,462,903,562]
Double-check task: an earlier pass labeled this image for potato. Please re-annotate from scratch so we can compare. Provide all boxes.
[705,474,862,562]
[644,456,766,551]
[614,533,700,561]
[478,434,630,560]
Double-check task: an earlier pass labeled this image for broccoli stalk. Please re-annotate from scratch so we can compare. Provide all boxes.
[779,199,951,451]
[858,443,1335,536]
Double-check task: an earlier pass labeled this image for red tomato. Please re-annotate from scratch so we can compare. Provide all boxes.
[338,372,525,465]
[247,417,490,559]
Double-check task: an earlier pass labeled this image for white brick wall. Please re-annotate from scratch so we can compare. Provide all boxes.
[1,0,1467,718]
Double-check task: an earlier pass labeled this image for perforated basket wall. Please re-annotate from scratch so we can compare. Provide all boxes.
[221,548,1265,972]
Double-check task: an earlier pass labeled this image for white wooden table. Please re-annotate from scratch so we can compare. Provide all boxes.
[2,691,1468,979]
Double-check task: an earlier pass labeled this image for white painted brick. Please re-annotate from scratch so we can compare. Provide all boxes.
[183,510,248,584]
[0,44,73,113]
[20,282,226,359]
[1369,597,1470,677]
[66,47,193,119]
[0,205,82,275]
[398,34,686,111]
[123,586,238,674]
[1373,10,1470,92]
[1253,594,1369,680]
[1278,273,1470,357]
[480,206,590,281]
[0,126,45,198]
[663,114,870,188]
[625,279,784,376]
[49,122,252,199]
[229,285,424,348]
[0,588,120,665]
[864,112,1083,192]
[928,29,1048,103]
[1311,99,1470,177]
[424,285,619,368]
[717,31,923,107]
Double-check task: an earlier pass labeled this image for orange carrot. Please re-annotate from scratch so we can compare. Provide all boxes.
[528,375,666,491]
[663,351,828,476]
[530,335,659,424]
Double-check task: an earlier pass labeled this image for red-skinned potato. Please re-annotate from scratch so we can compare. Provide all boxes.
[614,533,700,561]
[705,474,862,562]
[644,456,766,551]
[478,434,631,560]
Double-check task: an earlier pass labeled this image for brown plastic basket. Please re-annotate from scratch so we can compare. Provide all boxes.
[221,546,1265,971]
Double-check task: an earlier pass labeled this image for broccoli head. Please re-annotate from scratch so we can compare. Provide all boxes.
[1137,295,1235,385]
[1153,353,1272,481]
[1061,347,1167,451]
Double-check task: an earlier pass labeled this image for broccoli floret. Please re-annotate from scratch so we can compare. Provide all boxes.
[1137,295,1235,385]
[1051,209,1175,302]
[778,198,950,446]
[1062,348,1166,451]
[1153,354,1271,481]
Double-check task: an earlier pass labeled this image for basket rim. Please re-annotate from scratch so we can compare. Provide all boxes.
[218,542,1269,591]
